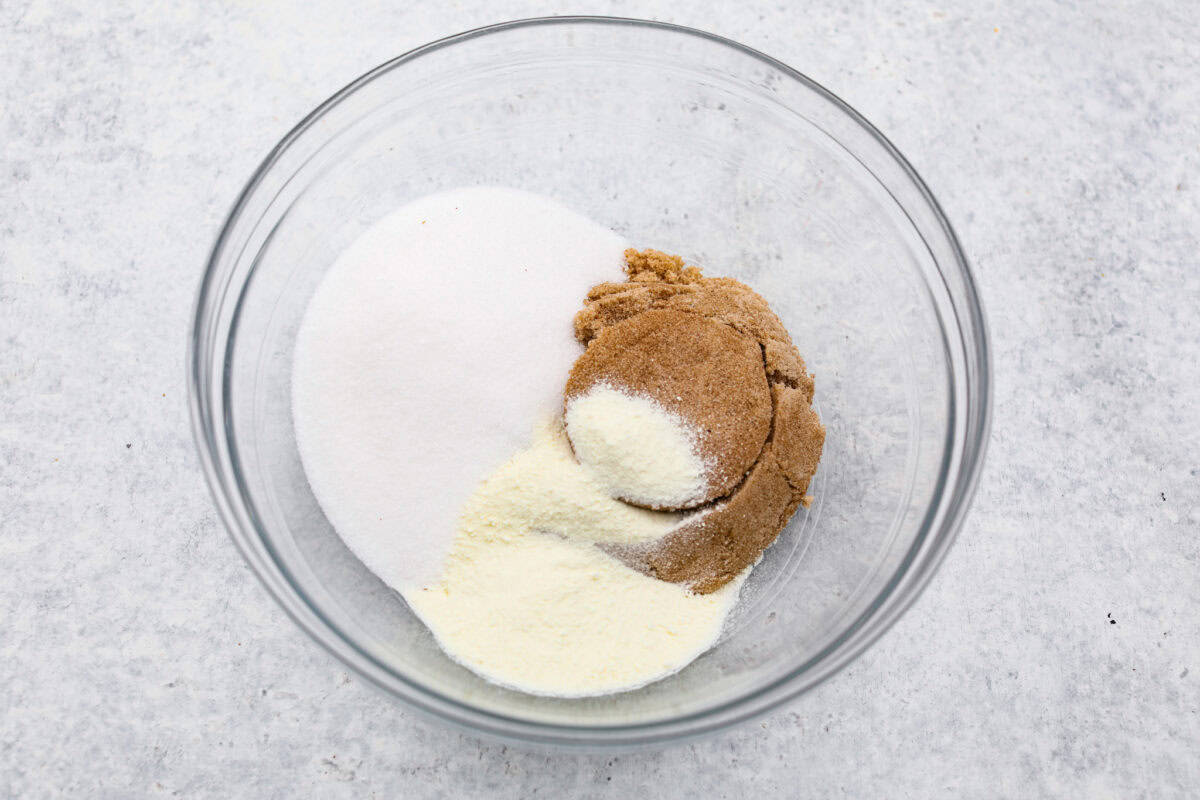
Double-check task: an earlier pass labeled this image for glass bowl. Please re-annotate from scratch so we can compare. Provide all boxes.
[189,17,990,746]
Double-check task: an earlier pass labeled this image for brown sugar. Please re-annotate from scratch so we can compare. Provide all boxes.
[564,309,772,507]
[634,382,825,593]
[571,248,825,593]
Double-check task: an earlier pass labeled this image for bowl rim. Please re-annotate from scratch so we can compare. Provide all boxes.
[189,15,993,746]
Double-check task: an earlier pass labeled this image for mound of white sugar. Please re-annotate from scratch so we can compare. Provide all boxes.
[292,187,627,588]
[564,383,710,508]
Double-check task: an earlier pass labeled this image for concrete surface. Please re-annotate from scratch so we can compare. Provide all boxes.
[2,1,1198,797]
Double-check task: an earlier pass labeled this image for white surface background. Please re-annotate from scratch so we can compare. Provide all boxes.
[3,1,1198,797]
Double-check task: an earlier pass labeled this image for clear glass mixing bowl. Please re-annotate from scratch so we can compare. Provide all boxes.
[190,17,991,746]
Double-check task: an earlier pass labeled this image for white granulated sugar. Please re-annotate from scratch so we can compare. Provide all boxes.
[292,187,627,588]
[565,383,710,508]
[404,421,742,697]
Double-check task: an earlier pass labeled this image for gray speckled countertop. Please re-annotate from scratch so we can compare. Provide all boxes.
[3,1,1198,797]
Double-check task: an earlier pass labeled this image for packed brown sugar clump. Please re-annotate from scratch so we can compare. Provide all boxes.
[565,308,773,507]
[568,249,825,594]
